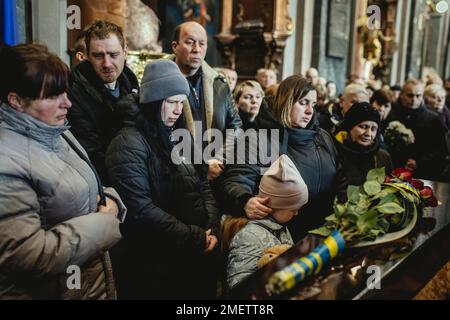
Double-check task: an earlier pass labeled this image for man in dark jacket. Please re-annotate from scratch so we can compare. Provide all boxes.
[68,20,139,185]
[318,84,370,134]
[390,79,447,180]
[170,21,242,181]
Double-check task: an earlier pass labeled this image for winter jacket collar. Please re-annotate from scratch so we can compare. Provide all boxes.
[167,55,220,139]
[0,102,69,150]
[249,217,287,232]
[286,127,317,149]
[70,60,139,106]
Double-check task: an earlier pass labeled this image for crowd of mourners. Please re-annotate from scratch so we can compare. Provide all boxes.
[1,19,449,299]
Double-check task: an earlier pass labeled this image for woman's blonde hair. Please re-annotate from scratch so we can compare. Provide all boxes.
[272,75,315,128]
[424,84,446,99]
[234,80,264,104]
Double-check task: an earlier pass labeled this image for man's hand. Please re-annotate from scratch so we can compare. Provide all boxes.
[98,196,119,217]
[204,229,218,253]
[244,197,272,219]
[207,159,224,181]
[406,158,417,171]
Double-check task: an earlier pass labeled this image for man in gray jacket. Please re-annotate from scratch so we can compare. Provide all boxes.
[171,21,242,181]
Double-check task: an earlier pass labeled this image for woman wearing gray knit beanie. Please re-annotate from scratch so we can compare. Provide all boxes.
[105,59,221,299]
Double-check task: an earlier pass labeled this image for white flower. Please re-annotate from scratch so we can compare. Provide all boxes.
[385,121,415,145]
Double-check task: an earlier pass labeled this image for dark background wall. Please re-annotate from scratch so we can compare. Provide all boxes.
[311,0,353,94]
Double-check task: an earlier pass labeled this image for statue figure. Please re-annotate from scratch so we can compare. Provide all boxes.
[183,0,211,27]
[357,15,395,80]
[126,0,161,52]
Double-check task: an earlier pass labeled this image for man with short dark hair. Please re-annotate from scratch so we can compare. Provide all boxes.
[390,79,447,180]
[170,21,242,181]
[68,20,139,185]
[69,33,87,69]
[318,84,370,133]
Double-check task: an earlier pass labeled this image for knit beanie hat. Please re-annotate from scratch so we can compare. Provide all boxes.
[139,59,190,104]
[258,155,308,210]
[342,102,380,131]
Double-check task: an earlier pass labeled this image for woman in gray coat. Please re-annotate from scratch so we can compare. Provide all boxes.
[0,44,124,299]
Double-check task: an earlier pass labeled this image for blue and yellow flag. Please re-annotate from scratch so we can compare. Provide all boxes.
[267,231,346,295]
[1,0,19,45]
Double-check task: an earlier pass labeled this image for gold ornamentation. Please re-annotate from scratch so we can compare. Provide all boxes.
[127,50,170,83]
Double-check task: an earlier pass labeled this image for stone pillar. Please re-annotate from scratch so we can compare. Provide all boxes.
[292,0,315,76]
[311,0,352,93]
[349,0,368,81]
[32,0,69,64]
[407,0,428,79]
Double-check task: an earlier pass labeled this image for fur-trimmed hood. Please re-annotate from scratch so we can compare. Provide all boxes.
[166,55,224,139]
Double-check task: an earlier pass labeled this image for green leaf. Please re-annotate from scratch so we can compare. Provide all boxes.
[357,210,378,234]
[347,185,361,204]
[369,229,383,238]
[366,167,386,184]
[376,202,405,214]
[372,187,398,200]
[355,194,371,214]
[325,214,338,222]
[309,226,333,237]
[377,218,390,232]
[378,193,398,206]
[334,203,347,217]
[364,181,382,196]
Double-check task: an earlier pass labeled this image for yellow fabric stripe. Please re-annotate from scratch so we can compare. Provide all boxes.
[300,257,314,276]
[292,262,306,281]
[324,236,339,258]
[310,252,323,275]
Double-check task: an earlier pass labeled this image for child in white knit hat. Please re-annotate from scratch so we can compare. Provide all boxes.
[225,155,309,289]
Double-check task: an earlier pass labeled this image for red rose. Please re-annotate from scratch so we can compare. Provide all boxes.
[392,168,413,182]
[410,179,424,190]
[426,196,438,207]
[419,186,433,199]
[418,186,439,207]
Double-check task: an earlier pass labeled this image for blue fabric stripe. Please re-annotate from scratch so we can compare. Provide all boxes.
[332,230,346,253]
[306,254,319,271]
[314,242,331,264]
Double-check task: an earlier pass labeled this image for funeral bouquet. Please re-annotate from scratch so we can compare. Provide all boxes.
[384,121,415,149]
[266,167,438,295]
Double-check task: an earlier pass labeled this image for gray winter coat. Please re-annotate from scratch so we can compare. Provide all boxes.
[227,218,293,289]
[0,103,123,299]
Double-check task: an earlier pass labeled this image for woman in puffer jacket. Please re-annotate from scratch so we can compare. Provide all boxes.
[105,60,221,299]
[219,76,341,242]
[0,44,124,299]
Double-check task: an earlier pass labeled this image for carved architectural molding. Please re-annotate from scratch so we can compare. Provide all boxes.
[216,0,293,78]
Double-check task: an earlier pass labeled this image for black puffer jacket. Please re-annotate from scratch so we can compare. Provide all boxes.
[219,106,340,242]
[390,103,447,180]
[334,132,393,201]
[68,61,139,185]
[105,99,220,299]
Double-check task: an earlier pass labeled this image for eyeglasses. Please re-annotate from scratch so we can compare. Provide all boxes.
[405,93,422,98]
